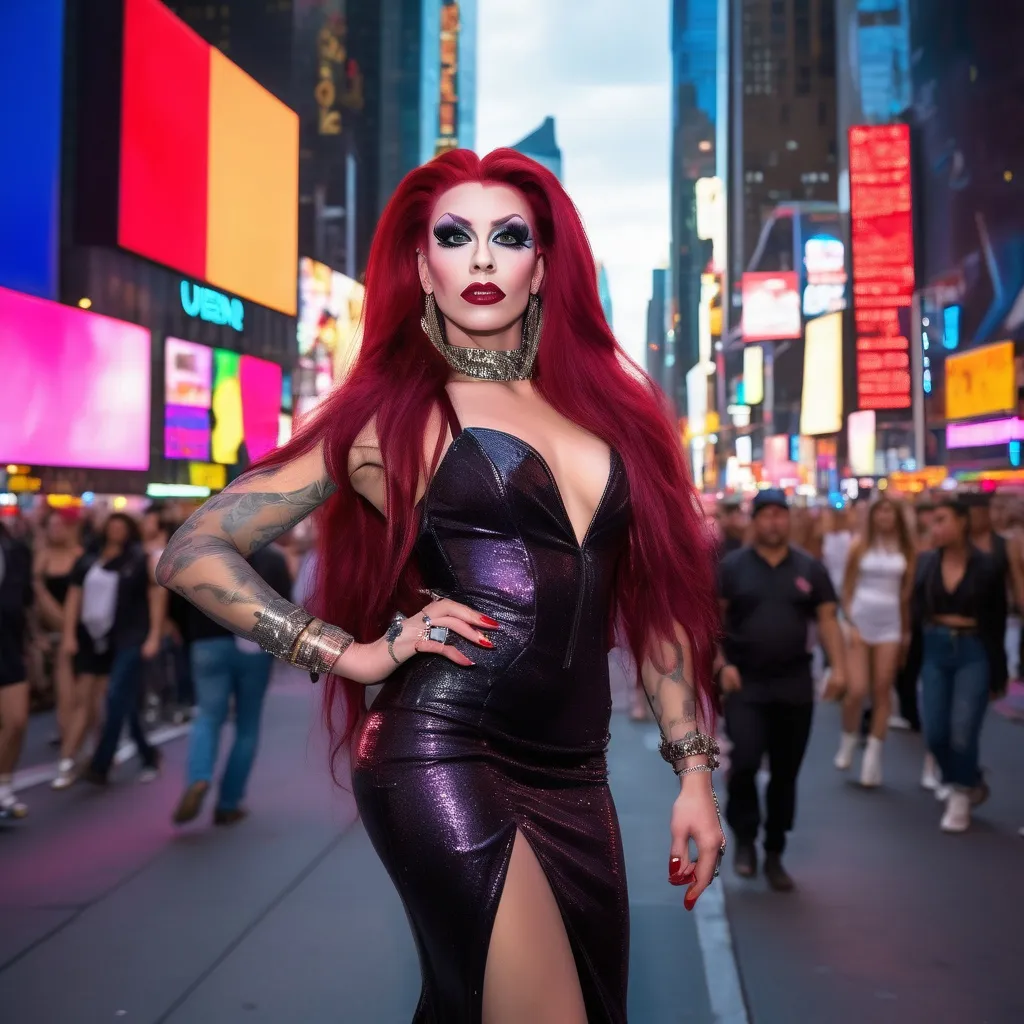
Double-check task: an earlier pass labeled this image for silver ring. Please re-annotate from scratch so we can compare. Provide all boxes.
[422,614,431,627]
[428,625,449,644]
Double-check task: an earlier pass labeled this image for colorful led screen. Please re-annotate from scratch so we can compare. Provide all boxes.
[849,124,915,411]
[165,337,213,407]
[0,286,151,470]
[945,341,1016,422]
[211,349,243,466]
[0,0,64,299]
[741,272,801,342]
[240,356,284,462]
[165,405,210,461]
[119,0,299,315]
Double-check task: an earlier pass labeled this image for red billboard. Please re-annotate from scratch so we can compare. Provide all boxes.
[741,271,801,342]
[849,124,915,411]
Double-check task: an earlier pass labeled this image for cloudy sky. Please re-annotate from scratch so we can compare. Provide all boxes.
[474,0,672,366]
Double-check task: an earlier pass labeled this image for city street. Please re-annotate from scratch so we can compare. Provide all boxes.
[2,669,1022,1023]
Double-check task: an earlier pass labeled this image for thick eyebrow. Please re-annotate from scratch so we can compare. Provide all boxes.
[434,212,472,231]
[491,214,529,229]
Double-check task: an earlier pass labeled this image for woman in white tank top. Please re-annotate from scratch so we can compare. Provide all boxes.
[834,497,915,787]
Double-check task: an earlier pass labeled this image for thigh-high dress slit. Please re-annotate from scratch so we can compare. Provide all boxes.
[353,398,632,1023]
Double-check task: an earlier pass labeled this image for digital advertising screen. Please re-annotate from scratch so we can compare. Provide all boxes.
[741,272,801,342]
[240,355,284,462]
[211,349,244,466]
[119,0,299,315]
[0,0,64,299]
[165,405,211,462]
[165,337,213,407]
[849,123,915,411]
[0,286,151,470]
[800,313,844,436]
[945,341,1016,421]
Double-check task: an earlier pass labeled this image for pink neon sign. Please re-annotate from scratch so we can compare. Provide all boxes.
[946,418,1024,449]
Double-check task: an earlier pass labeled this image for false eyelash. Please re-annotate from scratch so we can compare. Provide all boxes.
[492,218,534,249]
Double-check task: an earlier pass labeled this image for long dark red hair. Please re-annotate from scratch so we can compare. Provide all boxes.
[255,149,718,769]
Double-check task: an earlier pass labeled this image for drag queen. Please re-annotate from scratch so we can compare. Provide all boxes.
[158,149,723,1023]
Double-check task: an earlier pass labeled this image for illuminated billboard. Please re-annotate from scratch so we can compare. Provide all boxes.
[0,1,64,299]
[741,272,801,342]
[119,0,299,315]
[0,286,151,471]
[848,410,877,476]
[435,2,461,155]
[945,341,1016,421]
[210,349,283,466]
[800,313,844,436]
[849,124,915,411]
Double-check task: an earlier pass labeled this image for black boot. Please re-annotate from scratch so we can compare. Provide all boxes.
[764,852,795,892]
[733,842,757,878]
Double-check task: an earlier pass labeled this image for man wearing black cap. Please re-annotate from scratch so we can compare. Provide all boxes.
[717,489,847,890]
[716,498,748,559]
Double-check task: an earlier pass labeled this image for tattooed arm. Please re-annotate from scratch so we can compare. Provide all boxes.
[155,444,339,648]
[640,625,713,776]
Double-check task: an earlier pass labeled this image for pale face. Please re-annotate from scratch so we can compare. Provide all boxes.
[418,183,544,339]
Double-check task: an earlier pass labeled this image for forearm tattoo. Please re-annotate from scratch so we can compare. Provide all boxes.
[642,640,699,742]
[155,469,353,667]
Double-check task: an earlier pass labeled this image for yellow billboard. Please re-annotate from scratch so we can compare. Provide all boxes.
[800,312,843,436]
[945,341,1015,421]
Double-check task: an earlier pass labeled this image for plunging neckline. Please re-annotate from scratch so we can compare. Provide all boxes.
[422,427,618,549]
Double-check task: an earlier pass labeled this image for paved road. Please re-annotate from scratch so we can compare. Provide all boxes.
[722,703,1024,1024]
[3,671,1021,1023]
[0,672,715,1023]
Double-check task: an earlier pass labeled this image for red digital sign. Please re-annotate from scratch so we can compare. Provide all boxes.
[849,124,915,411]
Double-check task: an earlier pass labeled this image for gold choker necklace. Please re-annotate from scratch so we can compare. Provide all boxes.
[420,293,542,381]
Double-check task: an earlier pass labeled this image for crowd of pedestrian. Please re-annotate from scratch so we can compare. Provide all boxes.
[708,486,1023,891]
[0,502,314,826]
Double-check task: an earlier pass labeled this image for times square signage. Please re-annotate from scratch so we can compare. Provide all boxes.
[180,279,244,332]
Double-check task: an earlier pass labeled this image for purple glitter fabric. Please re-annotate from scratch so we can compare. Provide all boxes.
[353,414,633,1024]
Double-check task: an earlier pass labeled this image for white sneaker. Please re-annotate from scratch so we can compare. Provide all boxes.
[888,714,912,730]
[51,759,77,790]
[0,791,28,820]
[834,732,858,771]
[940,790,971,833]
[920,753,941,791]
[859,736,884,787]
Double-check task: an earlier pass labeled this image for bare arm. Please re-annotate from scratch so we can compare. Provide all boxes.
[144,554,168,656]
[155,444,339,646]
[32,551,64,632]
[61,585,82,653]
[840,537,862,617]
[817,602,846,683]
[640,625,714,774]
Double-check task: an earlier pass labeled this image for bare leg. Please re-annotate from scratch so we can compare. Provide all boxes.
[0,683,30,776]
[869,643,901,740]
[54,651,76,752]
[482,829,587,1024]
[60,674,106,762]
[841,634,871,733]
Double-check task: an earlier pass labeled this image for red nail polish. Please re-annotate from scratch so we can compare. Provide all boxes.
[479,637,495,648]
[480,615,500,627]
[669,857,682,873]
[684,894,697,911]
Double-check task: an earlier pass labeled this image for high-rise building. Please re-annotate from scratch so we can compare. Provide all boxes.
[670,0,718,395]
[725,0,838,291]
[510,117,563,180]
[646,268,670,384]
[596,262,613,328]
[378,0,477,199]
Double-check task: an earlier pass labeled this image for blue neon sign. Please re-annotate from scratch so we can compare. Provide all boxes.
[942,305,960,350]
[180,280,244,332]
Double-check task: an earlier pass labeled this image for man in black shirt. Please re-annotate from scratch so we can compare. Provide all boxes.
[716,498,747,560]
[718,489,847,890]
[170,543,293,827]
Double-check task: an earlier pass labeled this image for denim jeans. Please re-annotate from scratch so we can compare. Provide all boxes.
[920,626,989,788]
[186,637,273,811]
[91,645,157,775]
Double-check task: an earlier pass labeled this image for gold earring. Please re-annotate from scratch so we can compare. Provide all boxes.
[420,293,446,348]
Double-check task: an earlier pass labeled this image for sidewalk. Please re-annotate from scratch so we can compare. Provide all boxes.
[0,673,721,1023]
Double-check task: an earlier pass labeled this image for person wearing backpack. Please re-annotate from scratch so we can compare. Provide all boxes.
[0,521,33,819]
[61,513,167,785]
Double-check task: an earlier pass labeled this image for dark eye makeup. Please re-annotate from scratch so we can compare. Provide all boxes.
[433,213,472,248]
[491,216,534,249]
[431,212,535,251]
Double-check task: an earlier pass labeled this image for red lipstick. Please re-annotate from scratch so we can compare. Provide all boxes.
[461,283,506,305]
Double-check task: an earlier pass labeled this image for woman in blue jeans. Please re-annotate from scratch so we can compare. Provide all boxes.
[915,498,1007,833]
[171,543,292,826]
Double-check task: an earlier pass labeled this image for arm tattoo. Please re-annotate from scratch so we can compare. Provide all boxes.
[154,469,352,668]
[642,640,698,742]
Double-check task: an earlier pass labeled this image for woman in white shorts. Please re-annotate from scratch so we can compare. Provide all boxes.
[834,497,915,786]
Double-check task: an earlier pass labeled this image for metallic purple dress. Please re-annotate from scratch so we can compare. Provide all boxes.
[353,402,632,1023]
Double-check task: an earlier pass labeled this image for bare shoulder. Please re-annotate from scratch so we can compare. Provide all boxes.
[349,414,384,510]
